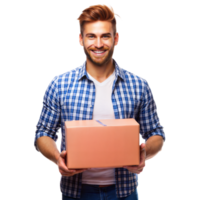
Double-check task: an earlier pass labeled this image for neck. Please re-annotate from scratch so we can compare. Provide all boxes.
[86,59,115,83]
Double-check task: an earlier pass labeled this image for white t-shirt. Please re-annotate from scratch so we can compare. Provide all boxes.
[82,70,116,185]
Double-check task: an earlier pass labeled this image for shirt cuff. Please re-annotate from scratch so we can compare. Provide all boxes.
[32,132,58,153]
[143,127,165,142]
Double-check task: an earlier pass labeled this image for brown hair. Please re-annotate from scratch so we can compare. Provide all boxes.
[78,5,117,36]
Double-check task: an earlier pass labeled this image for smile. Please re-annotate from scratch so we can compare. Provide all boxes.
[91,50,107,56]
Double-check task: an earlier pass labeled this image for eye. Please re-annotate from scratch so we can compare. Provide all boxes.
[88,35,95,38]
[103,35,109,38]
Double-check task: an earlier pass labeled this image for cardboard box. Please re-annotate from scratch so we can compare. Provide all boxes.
[65,118,140,169]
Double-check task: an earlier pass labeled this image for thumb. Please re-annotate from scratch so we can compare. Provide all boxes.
[60,150,67,158]
[140,143,146,151]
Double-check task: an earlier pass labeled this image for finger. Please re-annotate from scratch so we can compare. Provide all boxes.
[59,160,75,173]
[59,162,68,171]
[124,166,138,170]
[58,153,68,168]
[60,150,67,158]
[140,143,146,150]
[60,167,75,174]
[59,169,74,176]
[60,166,75,173]
[123,164,139,169]
[139,152,144,165]
[74,169,88,174]
[124,166,139,172]
[139,146,145,164]
[60,171,73,177]
[61,169,88,176]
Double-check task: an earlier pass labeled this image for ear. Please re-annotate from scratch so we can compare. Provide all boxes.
[79,34,83,46]
[114,33,119,46]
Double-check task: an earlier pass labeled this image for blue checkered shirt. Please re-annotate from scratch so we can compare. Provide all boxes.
[35,60,165,198]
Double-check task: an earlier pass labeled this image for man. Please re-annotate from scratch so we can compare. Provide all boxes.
[35,5,165,200]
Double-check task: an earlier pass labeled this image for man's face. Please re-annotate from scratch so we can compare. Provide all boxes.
[79,21,119,66]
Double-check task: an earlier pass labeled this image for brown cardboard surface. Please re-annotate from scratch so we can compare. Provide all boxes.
[65,118,140,169]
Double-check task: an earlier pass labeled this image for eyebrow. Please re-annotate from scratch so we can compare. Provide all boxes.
[85,33,112,37]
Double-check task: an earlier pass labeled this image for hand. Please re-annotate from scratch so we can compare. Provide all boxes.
[57,150,89,177]
[123,143,146,174]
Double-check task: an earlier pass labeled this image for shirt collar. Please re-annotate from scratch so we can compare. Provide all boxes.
[78,59,125,81]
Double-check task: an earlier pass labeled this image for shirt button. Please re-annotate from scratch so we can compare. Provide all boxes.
[90,104,93,107]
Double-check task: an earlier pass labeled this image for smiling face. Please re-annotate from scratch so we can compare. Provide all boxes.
[79,21,119,66]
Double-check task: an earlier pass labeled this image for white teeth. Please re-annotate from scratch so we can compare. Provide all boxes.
[93,51,105,53]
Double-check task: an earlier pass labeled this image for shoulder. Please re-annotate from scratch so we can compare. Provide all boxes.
[45,66,82,97]
[117,67,152,101]
[120,67,148,88]
[53,66,82,85]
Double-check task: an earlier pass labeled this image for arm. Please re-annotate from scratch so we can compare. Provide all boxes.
[35,77,88,176]
[124,81,165,173]
[34,76,60,164]
[36,136,60,164]
[36,136,88,175]
[124,136,163,174]
[139,80,165,158]
[145,135,164,160]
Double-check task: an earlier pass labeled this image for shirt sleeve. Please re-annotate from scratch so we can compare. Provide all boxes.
[137,81,165,141]
[34,76,61,151]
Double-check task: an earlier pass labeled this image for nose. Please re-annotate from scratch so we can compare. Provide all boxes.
[94,37,103,49]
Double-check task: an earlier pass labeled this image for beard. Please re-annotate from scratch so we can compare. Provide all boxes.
[83,43,115,67]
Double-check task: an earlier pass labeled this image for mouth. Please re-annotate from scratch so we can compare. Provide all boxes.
[91,50,107,56]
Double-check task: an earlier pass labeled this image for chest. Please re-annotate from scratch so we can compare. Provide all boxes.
[60,78,140,121]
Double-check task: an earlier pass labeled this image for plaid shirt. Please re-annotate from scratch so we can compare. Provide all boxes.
[35,60,165,198]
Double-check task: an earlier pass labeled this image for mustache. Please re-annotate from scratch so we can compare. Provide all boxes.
[88,47,109,51]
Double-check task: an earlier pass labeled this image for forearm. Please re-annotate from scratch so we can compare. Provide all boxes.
[36,136,60,164]
[145,135,164,160]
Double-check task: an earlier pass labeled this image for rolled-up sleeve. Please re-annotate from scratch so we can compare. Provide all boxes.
[137,81,165,141]
[34,76,61,151]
